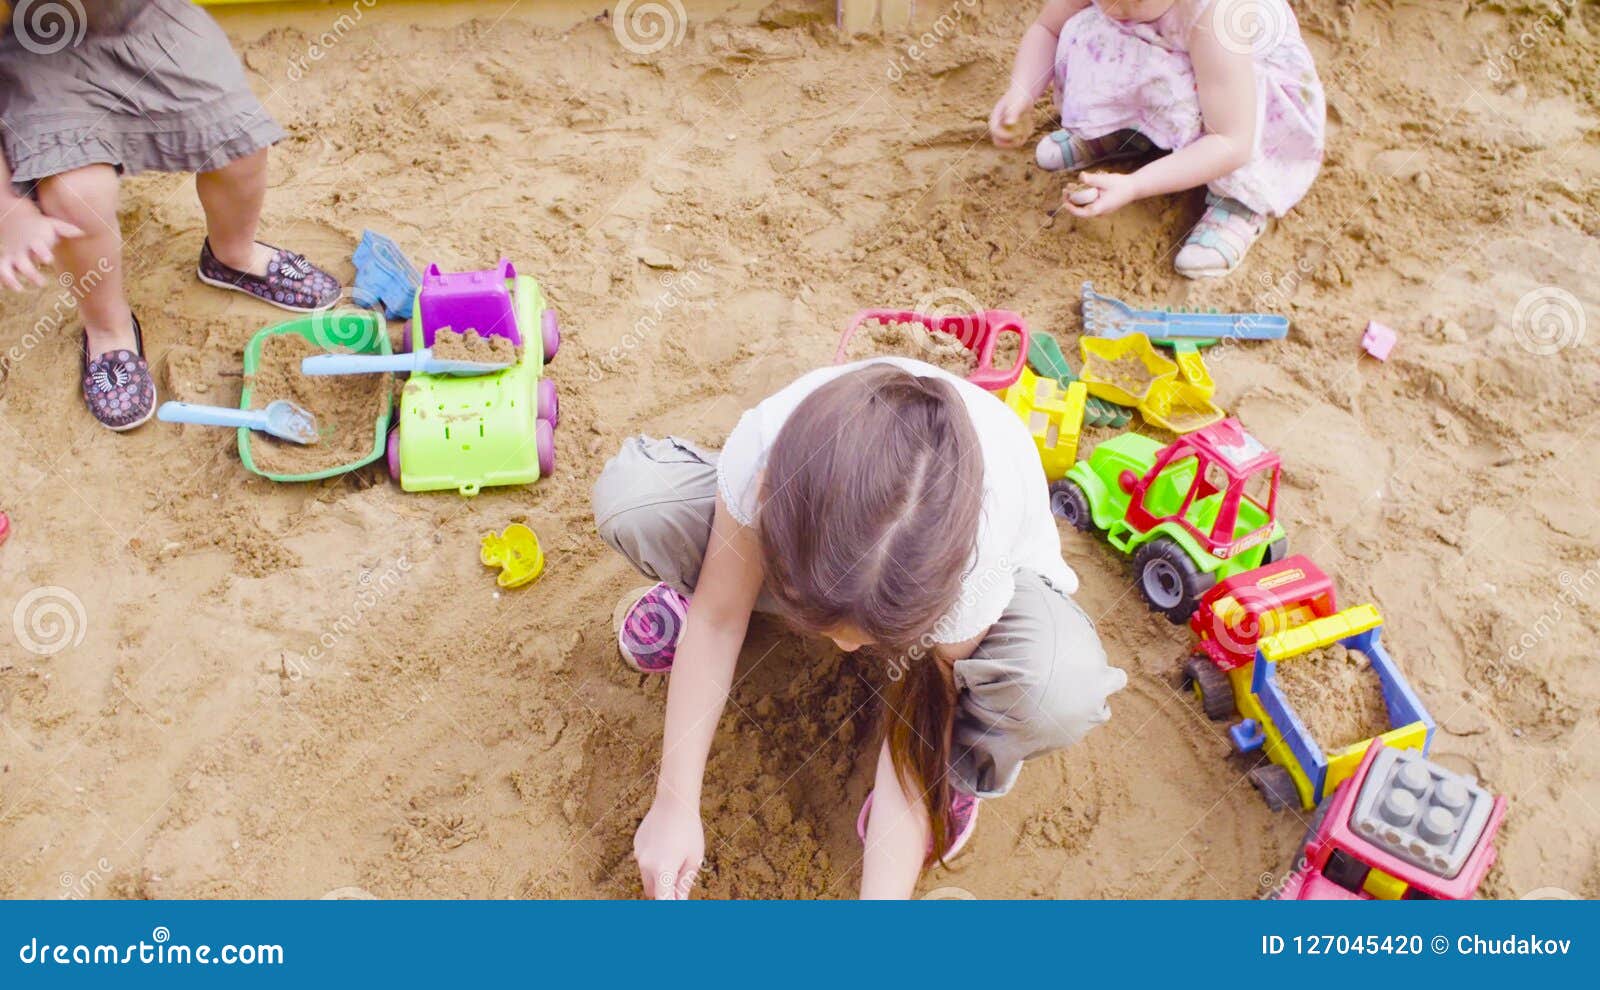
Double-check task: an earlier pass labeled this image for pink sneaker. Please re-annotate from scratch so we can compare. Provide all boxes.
[856,788,980,861]
[617,582,689,674]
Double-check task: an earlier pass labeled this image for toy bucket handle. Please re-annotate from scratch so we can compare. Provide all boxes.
[970,310,1029,392]
[834,309,916,365]
[497,258,517,280]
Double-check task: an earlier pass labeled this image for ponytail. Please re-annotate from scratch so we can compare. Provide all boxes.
[882,648,959,862]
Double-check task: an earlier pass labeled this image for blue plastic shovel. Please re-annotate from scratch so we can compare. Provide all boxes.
[158,400,319,444]
[299,347,511,377]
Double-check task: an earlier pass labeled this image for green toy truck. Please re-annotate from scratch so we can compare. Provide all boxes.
[1050,418,1288,622]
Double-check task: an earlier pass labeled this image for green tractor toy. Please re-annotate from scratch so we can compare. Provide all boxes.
[1050,418,1288,622]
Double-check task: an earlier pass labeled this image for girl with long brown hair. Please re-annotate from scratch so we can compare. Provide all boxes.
[593,359,1126,898]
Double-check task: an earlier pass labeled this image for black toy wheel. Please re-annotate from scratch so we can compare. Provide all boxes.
[1263,536,1288,565]
[1132,537,1215,623]
[1181,655,1235,720]
[1249,763,1301,812]
[1050,480,1093,531]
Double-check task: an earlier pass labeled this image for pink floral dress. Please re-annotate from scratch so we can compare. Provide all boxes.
[1054,0,1325,217]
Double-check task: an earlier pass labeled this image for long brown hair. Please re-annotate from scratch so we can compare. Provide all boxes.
[758,364,983,858]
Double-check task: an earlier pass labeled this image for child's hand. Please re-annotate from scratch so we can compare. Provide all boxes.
[0,202,83,291]
[988,88,1036,148]
[634,793,705,900]
[1062,170,1142,218]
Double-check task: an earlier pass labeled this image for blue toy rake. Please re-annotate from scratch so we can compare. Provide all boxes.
[1081,282,1289,342]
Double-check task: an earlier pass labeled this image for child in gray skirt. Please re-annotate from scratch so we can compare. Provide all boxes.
[0,0,341,430]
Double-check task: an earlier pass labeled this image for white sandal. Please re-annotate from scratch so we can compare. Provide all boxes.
[1175,193,1267,279]
[1035,128,1154,172]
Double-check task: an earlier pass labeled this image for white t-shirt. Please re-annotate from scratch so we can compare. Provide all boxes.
[715,357,1080,643]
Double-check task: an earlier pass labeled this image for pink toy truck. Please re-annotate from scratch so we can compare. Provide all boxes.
[1271,740,1506,900]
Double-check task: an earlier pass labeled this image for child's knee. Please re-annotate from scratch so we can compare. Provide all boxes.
[36,165,120,232]
[591,435,719,570]
[201,147,269,184]
[981,572,1126,747]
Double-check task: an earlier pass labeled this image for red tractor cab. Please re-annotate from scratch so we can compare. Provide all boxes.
[1181,555,1338,720]
[1273,741,1507,901]
[1122,418,1283,562]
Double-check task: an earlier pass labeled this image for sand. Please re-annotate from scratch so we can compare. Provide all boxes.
[1085,354,1158,397]
[843,319,977,375]
[1,1,1598,901]
[245,334,390,475]
[1273,644,1392,753]
[990,329,1021,374]
[430,329,519,366]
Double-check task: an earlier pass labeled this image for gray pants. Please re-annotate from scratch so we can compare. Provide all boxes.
[593,436,1126,798]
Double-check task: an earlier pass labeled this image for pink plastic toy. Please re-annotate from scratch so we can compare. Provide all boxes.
[1271,740,1505,900]
[0,509,10,547]
[1362,320,1397,361]
[417,260,521,348]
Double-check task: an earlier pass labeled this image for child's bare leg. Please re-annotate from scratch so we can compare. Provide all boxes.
[196,148,274,276]
[35,165,134,358]
[195,149,340,311]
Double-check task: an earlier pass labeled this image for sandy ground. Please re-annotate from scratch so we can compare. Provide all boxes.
[2,0,1598,900]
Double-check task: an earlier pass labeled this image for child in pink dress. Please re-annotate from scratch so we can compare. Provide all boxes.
[990,0,1325,278]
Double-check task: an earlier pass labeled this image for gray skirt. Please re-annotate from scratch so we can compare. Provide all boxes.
[0,0,285,195]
